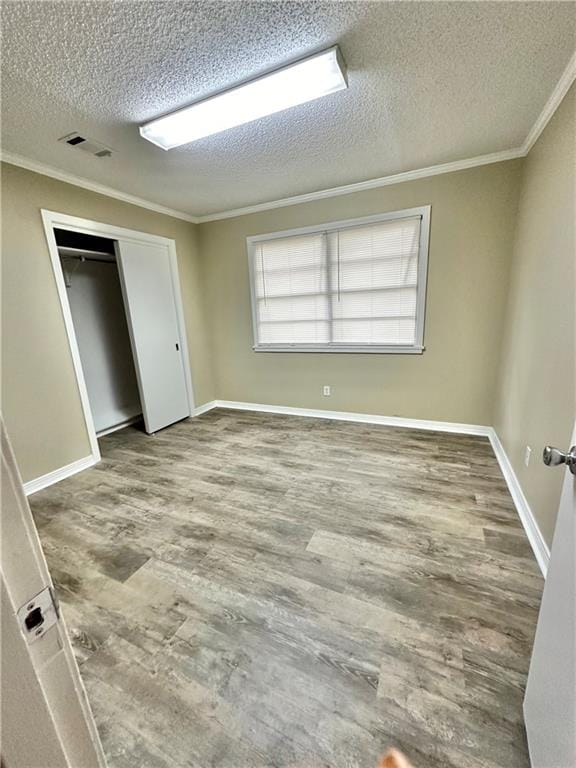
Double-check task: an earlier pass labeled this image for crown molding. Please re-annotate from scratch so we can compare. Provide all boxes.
[196,148,524,223]
[2,49,574,225]
[197,49,575,222]
[522,49,576,155]
[0,151,200,224]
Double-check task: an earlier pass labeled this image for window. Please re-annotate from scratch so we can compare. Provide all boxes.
[247,206,430,353]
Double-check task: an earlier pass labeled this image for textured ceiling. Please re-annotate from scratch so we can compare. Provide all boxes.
[1,1,575,217]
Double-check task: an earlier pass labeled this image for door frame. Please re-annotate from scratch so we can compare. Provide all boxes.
[41,209,196,464]
[1,417,106,767]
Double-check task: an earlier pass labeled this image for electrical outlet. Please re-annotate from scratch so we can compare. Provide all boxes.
[525,445,532,467]
[323,385,331,396]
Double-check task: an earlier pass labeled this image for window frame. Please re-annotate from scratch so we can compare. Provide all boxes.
[247,205,431,354]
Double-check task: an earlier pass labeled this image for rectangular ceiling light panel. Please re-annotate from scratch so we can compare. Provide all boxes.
[139,46,347,150]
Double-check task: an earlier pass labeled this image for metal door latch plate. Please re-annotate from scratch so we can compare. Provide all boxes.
[17,586,59,643]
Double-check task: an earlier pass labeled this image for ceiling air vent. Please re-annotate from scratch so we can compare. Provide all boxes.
[58,132,113,158]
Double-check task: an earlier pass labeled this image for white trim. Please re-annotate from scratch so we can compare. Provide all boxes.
[96,415,142,438]
[21,395,550,577]
[41,212,102,466]
[246,205,429,241]
[197,50,575,222]
[1,152,199,223]
[41,209,196,456]
[198,149,523,222]
[23,455,97,496]
[212,399,492,436]
[521,50,576,155]
[252,344,424,354]
[1,147,519,225]
[415,205,430,351]
[193,399,550,575]
[487,429,550,577]
[191,400,218,417]
[22,404,215,494]
[246,206,430,355]
[42,209,190,248]
[2,49,574,224]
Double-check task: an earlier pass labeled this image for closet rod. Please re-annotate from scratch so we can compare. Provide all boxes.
[60,254,116,264]
[58,246,116,264]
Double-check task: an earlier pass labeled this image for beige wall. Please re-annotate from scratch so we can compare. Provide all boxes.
[199,161,522,425]
[494,84,576,547]
[1,163,214,483]
[3,91,571,553]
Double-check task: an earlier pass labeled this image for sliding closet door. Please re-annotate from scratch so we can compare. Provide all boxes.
[116,241,190,433]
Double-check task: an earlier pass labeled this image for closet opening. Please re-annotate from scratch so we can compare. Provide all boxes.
[43,210,196,465]
[55,228,144,438]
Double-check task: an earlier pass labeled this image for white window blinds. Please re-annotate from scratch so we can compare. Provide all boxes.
[249,208,429,353]
[253,232,329,344]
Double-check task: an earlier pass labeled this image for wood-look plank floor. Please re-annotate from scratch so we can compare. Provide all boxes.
[29,409,543,768]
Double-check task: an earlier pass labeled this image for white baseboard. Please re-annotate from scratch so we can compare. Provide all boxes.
[192,400,218,417]
[24,400,548,577]
[24,455,98,496]
[197,399,548,576]
[21,406,215,495]
[487,429,550,576]
[210,399,493,436]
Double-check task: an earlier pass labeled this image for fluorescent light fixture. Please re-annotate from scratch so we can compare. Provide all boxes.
[139,46,347,150]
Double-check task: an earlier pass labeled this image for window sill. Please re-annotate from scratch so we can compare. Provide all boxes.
[252,344,425,354]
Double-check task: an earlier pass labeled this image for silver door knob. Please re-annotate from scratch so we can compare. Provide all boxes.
[543,445,576,475]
